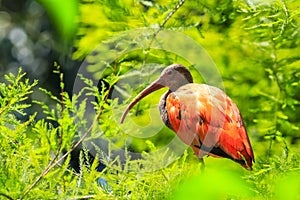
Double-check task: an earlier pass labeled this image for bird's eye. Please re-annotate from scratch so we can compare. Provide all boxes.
[167,70,172,75]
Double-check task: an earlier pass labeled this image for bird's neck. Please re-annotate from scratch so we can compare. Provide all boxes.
[169,79,192,92]
[159,90,173,130]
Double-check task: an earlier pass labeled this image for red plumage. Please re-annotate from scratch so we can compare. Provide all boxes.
[120,64,254,170]
[166,84,254,169]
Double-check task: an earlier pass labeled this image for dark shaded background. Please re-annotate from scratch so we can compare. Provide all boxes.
[0,0,80,119]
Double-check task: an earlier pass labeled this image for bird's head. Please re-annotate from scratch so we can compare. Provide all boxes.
[120,64,193,123]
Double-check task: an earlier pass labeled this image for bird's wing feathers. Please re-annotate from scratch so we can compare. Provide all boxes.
[166,84,254,169]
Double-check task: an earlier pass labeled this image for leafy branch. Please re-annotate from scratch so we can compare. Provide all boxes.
[20,69,113,199]
[241,0,300,153]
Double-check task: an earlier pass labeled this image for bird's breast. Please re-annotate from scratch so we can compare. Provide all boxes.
[165,84,208,145]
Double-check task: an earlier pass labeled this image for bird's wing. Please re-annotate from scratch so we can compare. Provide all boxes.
[166,84,254,169]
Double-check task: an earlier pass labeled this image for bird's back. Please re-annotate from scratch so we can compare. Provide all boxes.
[166,83,254,169]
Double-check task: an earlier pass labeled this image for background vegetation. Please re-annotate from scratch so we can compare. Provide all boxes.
[0,0,300,199]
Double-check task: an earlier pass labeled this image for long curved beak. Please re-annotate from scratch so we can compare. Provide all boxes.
[120,79,164,123]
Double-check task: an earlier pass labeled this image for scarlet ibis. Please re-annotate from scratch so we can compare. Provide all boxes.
[120,64,254,170]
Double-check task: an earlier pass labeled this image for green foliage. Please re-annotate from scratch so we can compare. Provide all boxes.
[0,69,38,199]
[0,68,38,120]
[0,67,300,199]
[172,168,255,199]
[73,0,300,150]
[236,0,300,144]
[37,0,79,41]
[1,0,300,199]
[172,154,300,199]
[0,67,201,199]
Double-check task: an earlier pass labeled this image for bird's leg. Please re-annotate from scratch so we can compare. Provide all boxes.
[193,138,206,172]
[199,157,205,172]
[192,139,206,172]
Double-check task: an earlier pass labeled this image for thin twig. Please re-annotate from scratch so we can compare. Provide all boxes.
[139,0,185,112]
[0,98,13,116]
[0,193,14,200]
[142,0,185,67]
[154,0,185,38]
[279,0,289,36]
[70,195,95,199]
[56,65,65,159]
